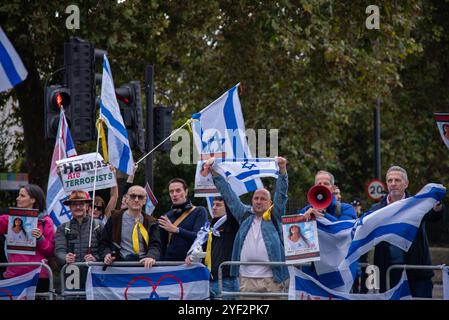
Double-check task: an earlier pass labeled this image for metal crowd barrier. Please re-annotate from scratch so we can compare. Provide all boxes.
[0,262,54,300]
[59,261,193,299]
[386,264,446,300]
[217,261,312,300]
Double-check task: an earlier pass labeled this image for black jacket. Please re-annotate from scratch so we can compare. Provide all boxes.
[208,212,239,280]
[370,191,445,292]
[100,208,161,261]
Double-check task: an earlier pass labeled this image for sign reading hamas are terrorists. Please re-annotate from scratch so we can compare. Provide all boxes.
[56,152,116,193]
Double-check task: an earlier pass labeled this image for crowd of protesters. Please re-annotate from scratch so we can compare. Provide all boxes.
[0,159,446,300]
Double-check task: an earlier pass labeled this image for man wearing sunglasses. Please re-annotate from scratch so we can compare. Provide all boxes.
[101,185,161,269]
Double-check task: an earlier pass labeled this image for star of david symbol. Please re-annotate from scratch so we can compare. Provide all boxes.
[241,161,256,170]
[145,291,169,300]
[202,135,225,153]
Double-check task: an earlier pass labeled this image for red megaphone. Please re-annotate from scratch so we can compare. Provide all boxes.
[307,185,332,210]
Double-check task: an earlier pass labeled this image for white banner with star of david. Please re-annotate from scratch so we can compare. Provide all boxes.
[194,158,279,197]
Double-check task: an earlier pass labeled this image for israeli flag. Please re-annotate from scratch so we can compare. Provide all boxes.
[0,267,41,300]
[0,26,28,92]
[289,267,411,300]
[312,183,446,292]
[212,158,279,182]
[86,265,210,300]
[47,109,77,227]
[100,55,134,175]
[192,84,263,196]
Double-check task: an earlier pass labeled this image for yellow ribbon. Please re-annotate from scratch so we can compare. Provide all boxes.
[186,119,194,134]
[262,204,274,221]
[132,221,149,255]
[204,230,213,272]
[96,119,109,162]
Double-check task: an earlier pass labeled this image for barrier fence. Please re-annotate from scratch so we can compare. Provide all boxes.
[0,262,54,300]
[59,261,194,299]
[386,264,446,300]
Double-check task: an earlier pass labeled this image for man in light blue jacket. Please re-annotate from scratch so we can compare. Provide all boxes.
[202,156,289,299]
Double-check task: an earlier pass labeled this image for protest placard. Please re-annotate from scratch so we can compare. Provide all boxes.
[6,208,38,255]
[282,214,320,264]
[56,152,117,193]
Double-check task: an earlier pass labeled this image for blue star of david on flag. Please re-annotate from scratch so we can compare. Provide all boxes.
[241,161,257,170]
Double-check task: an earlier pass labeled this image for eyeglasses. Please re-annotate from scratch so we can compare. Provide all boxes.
[94,205,104,211]
[129,194,146,200]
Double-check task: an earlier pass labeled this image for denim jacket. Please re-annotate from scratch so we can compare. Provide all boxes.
[212,174,289,283]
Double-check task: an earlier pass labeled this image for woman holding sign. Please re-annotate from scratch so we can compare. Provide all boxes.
[0,184,55,294]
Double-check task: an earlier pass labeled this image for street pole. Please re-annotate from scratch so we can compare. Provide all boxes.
[374,98,381,180]
[144,65,154,189]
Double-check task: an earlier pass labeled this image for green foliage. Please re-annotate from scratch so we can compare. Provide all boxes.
[1,0,449,243]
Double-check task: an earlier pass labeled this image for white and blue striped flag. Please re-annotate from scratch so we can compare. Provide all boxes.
[212,158,279,183]
[0,26,28,92]
[86,265,210,300]
[100,55,134,175]
[192,84,263,196]
[47,109,77,227]
[311,183,446,292]
[0,267,41,300]
[289,267,411,300]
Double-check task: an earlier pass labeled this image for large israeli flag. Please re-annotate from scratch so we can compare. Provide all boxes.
[100,55,134,175]
[311,183,445,292]
[192,84,263,196]
[47,109,77,227]
[289,267,411,300]
[86,265,210,300]
[0,26,28,92]
[0,267,40,300]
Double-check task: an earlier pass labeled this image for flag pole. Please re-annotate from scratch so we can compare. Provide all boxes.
[88,118,102,251]
[135,119,191,165]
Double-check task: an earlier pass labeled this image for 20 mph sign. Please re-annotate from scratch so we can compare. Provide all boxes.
[366,179,386,201]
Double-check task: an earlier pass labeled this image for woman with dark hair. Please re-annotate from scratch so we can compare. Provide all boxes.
[8,218,28,242]
[0,184,55,293]
[286,225,311,251]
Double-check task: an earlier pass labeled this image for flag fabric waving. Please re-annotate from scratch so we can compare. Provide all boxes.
[191,84,263,196]
[0,267,41,300]
[144,182,158,215]
[46,109,77,227]
[310,183,445,292]
[100,55,134,175]
[0,26,28,92]
[86,265,210,300]
[289,267,411,300]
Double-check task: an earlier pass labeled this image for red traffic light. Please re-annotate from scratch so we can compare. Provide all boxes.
[51,89,70,109]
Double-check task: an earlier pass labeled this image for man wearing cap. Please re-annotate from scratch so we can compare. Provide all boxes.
[55,190,103,295]
[101,185,161,268]
[55,190,103,266]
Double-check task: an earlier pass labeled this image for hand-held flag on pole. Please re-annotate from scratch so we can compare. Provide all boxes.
[100,55,134,175]
[144,182,158,215]
[46,109,77,227]
[0,26,28,92]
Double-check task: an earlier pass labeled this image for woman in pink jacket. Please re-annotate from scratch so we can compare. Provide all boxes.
[0,184,55,293]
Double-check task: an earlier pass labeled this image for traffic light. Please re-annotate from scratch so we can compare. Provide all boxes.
[44,85,70,139]
[115,81,145,152]
[64,37,103,142]
[153,105,173,152]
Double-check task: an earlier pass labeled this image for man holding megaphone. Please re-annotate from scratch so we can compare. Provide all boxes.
[300,170,357,221]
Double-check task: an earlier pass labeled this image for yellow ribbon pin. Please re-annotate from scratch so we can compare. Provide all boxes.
[204,230,213,273]
[262,204,274,221]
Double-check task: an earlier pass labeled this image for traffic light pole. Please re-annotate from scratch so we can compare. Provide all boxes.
[144,65,154,189]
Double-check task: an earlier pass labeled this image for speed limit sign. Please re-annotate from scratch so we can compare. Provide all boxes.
[366,179,386,201]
